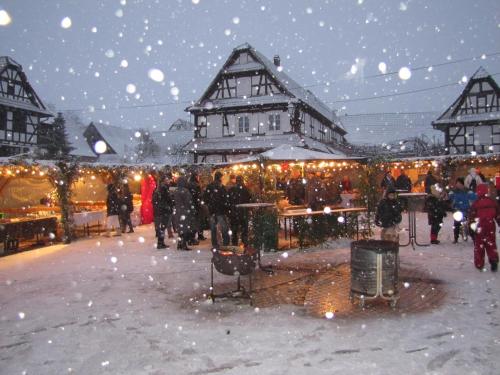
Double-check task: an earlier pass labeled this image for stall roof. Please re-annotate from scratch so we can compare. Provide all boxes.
[215,144,364,165]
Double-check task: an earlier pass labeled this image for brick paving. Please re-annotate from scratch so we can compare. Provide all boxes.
[207,249,446,320]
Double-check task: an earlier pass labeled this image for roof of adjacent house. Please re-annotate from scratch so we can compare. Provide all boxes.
[0,96,53,116]
[187,43,344,133]
[433,67,500,126]
[87,123,136,156]
[64,121,96,159]
[184,133,344,155]
[0,56,53,117]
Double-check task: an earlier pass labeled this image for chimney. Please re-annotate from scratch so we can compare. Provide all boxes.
[273,55,280,67]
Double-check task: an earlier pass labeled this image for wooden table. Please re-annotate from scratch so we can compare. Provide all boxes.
[0,216,58,253]
[279,207,368,247]
[398,192,429,249]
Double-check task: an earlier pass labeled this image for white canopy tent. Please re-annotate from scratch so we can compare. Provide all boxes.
[215,144,365,165]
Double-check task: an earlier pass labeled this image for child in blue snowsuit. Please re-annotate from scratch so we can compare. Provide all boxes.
[449,177,477,243]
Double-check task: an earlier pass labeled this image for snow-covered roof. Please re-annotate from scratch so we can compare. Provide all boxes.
[251,47,344,131]
[188,43,344,133]
[259,144,357,161]
[0,56,22,73]
[188,94,292,111]
[0,96,53,116]
[432,111,500,125]
[0,56,52,117]
[168,118,194,131]
[433,67,500,126]
[88,123,136,156]
[184,133,344,155]
[341,112,442,145]
[64,121,96,159]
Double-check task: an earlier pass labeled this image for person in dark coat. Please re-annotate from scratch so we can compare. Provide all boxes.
[106,183,121,237]
[228,175,253,246]
[424,170,438,194]
[286,169,305,205]
[425,184,447,244]
[449,177,476,243]
[380,170,396,195]
[188,172,206,243]
[375,187,403,242]
[152,176,174,249]
[173,176,197,251]
[305,171,326,211]
[395,170,412,192]
[203,171,230,248]
[469,183,499,272]
[119,183,134,233]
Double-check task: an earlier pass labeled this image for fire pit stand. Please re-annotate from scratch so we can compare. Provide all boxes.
[210,246,257,303]
[350,240,400,308]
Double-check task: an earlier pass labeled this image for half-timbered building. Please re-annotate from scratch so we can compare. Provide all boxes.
[0,56,53,156]
[184,43,347,163]
[432,67,500,154]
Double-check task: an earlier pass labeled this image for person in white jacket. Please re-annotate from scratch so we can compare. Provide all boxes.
[464,168,483,193]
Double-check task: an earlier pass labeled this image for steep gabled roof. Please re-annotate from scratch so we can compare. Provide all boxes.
[0,56,52,117]
[433,67,500,127]
[168,118,194,131]
[84,123,136,156]
[187,43,344,133]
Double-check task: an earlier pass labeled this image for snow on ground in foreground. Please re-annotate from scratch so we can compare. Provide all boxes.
[1,212,499,375]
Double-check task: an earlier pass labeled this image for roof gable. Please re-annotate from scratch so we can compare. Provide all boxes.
[188,44,343,130]
[0,56,51,117]
[434,67,500,124]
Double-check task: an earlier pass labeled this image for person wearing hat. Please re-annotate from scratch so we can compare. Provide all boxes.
[375,187,403,242]
[469,183,499,272]
[425,184,448,244]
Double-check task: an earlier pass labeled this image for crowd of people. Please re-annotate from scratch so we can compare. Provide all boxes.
[103,165,500,273]
[284,169,353,209]
[375,167,499,273]
[117,170,255,251]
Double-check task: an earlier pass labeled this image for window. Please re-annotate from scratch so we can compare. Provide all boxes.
[12,112,26,133]
[268,114,280,131]
[0,110,6,130]
[238,116,249,133]
[7,81,15,96]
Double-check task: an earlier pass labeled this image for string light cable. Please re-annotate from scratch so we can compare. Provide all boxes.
[59,51,500,112]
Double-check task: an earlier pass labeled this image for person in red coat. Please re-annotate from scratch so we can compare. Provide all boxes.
[469,184,499,272]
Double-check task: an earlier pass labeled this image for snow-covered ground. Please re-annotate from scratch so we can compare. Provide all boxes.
[1,212,499,375]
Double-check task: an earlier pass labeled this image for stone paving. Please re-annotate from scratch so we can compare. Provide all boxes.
[208,249,447,320]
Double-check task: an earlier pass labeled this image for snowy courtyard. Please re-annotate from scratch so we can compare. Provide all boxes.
[1,212,499,375]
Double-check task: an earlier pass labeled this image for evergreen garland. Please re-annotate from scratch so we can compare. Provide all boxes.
[48,161,79,244]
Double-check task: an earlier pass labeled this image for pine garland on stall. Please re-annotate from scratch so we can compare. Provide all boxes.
[49,161,79,244]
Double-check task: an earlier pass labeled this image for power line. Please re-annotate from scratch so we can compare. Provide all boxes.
[60,51,500,112]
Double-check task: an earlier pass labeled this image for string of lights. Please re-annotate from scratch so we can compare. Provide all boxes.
[59,51,500,113]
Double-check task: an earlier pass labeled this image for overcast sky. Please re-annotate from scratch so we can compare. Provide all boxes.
[1,0,499,131]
